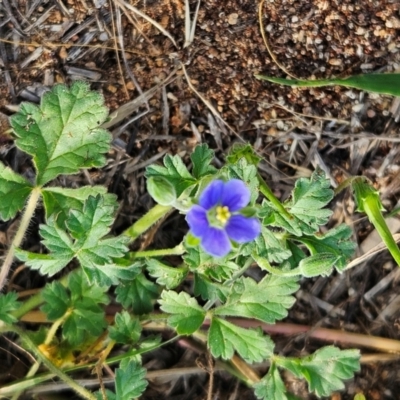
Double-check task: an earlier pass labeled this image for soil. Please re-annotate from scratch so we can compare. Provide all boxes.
[1,0,400,399]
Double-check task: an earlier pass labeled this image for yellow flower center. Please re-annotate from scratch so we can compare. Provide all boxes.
[215,206,231,224]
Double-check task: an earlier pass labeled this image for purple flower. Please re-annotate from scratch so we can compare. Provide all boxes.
[186,179,261,257]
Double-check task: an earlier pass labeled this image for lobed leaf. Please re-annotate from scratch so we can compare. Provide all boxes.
[145,153,196,197]
[277,346,360,398]
[254,363,288,400]
[116,273,159,314]
[146,259,188,289]
[208,317,274,363]
[109,311,142,344]
[16,195,130,285]
[191,143,217,179]
[10,82,111,186]
[0,292,21,323]
[159,290,205,335]
[115,359,148,400]
[0,162,32,221]
[214,275,298,324]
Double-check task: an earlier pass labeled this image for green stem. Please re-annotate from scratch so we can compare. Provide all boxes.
[123,204,172,243]
[2,324,96,400]
[252,253,301,277]
[130,243,185,259]
[353,178,400,266]
[257,173,292,219]
[0,187,41,292]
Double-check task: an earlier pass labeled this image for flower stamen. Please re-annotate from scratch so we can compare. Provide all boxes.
[216,205,231,224]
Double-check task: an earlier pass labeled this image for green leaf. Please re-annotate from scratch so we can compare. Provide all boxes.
[254,363,288,400]
[63,302,107,345]
[41,186,114,226]
[115,359,148,400]
[41,271,108,345]
[10,82,111,186]
[95,390,116,400]
[191,144,217,179]
[243,226,292,264]
[146,176,177,206]
[214,275,298,323]
[159,290,205,335]
[0,162,32,221]
[260,169,333,236]
[109,311,142,344]
[145,259,188,289]
[68,269,109,305]
[277,346,360,398]
[208,317,274,363]
[226,158,259,203]
[116,273,159,314]
[226,143,262,166]
[295,224,356,273]
[0,292,20,323]
[255,73,400,97]
[193,273,229,302]
[41,281,70,320]
[145,153,196,197]
[16,195,130,285]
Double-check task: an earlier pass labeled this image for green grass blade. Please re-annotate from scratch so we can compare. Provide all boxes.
[255,73,400,96]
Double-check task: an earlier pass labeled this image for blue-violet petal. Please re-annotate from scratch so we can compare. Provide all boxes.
[201,227,231,257]
[186,205,209,238]
[199,180,224,210]
[221,179,251,211]
[225,214,261,243]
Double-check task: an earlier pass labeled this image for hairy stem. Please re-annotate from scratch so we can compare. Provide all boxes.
[123,204,172,243]
[0,187,41,292]
[130,243,185,259]
[257,173,292,219]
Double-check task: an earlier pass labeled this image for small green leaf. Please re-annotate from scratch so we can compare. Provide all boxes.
[145,259,187,289]
[41,281,70,320]
[214,275,298,323]
[191,144,217,179]
[0,162,32,221]
[226,158,259,203]
[277,346,360,398]
[10,82,111,186]
[95,390,116,400]
[146,176,177,206]
[159,290,205,335]
[254,363,288,400]
[41,186,114,226]
[0,292,20,323]
[226,143,262,166]
[115,359,148,400]
[145,153,196,197]
[116,273,159,314]
[208,317,274,363]
[193,273,229,302]
[296,224,356,273]
[41,271,109,345]
[244,226,292,264]
[109,311,142,344]
[16,195,130,285]
[260,169,333,236]
[255,73,400,97]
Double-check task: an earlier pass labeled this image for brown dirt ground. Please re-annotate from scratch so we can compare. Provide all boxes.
[1,0,400,399]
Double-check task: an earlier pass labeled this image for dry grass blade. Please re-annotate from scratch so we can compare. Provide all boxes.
[184,0,201,48]
[101,69,177,129]
[114,0,178,48]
